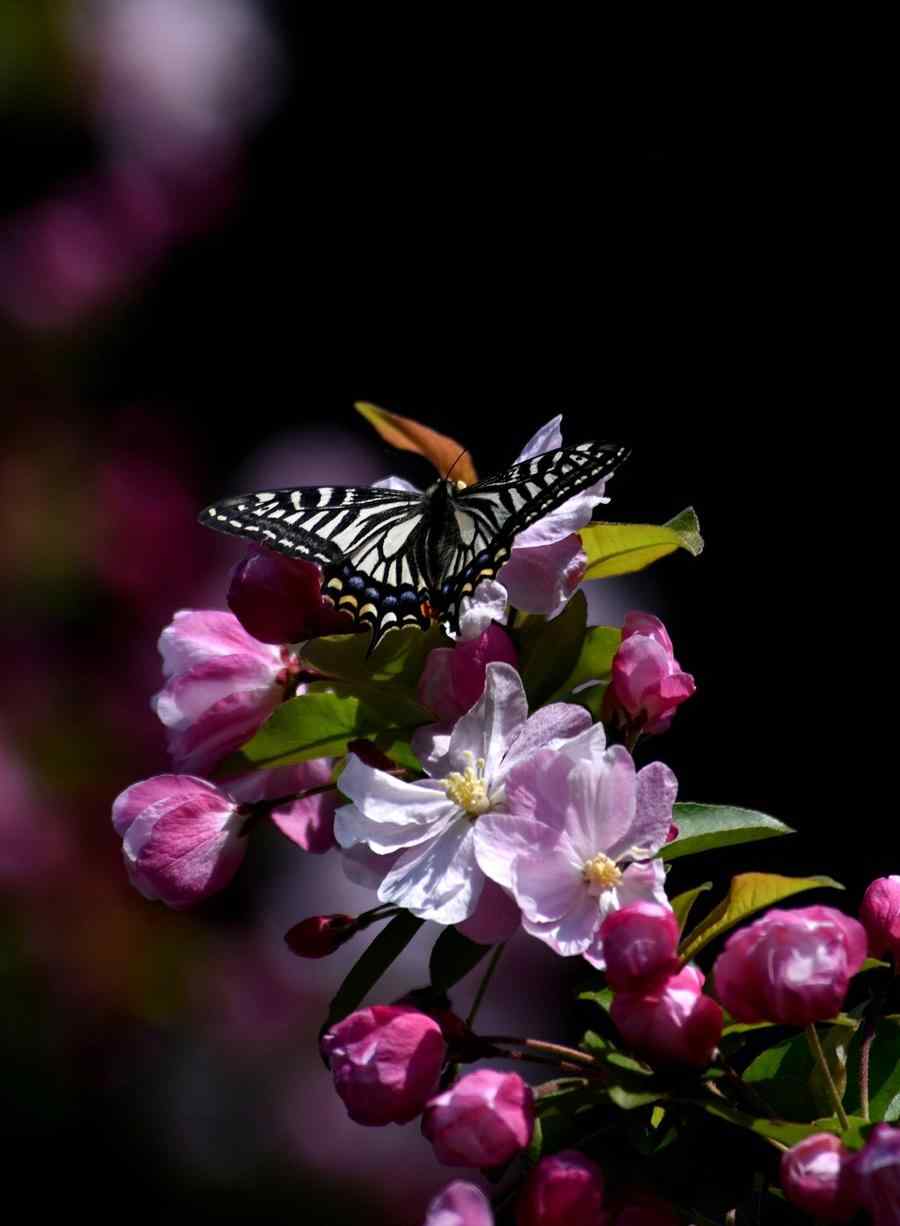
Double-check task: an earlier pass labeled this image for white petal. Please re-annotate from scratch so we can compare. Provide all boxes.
[514,415,564,462]
[373,475,421,493]
[446,662,528,783]
[458,580,509,640]
[378,821,483,924]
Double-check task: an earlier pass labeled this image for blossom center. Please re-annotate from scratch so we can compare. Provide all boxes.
[582,852,622,892]
[443,752,490,819]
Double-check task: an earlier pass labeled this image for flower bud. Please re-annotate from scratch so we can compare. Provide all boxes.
[320,1005,446,1126]
[713,906,867,1026]
[607,612,695,735]
[418,624,518,724]
[228,547,354,644]
[849,1123,900,1225]
[860,876,900,963]
[611,964,723,1068]
[284,914,355,958]
[422,1069,534,1168]
[516,1150,609,1226]
[423,1181,494,1226]
[598,901,681,992]
[780,1134,859,1222]
[111,774,245,907]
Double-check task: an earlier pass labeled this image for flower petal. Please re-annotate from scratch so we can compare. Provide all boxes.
[447,662,528,782]
[514,415,564,462]
[611,762,679,861]
[457,879,521,943]
[513,844,584,923]
[474,811,561,890]
[378,821,482,924]
[565,747,636,860]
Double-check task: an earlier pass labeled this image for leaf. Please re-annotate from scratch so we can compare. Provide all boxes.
[429,927,492,992]
[547,625,621,701]
[579,507,703,580]
[679,873,844,961]
[322,912,424,1034]
[221,683,431,772]
[578,986,614,1013]
[694,1093,870,1149]
[662,804,795,862]
[303,623,446,687]
[670,882,713,932]
[809,1017,858,1117]
[355,401,478,486]
[844,1016,900,1123]
[517,591,588,707]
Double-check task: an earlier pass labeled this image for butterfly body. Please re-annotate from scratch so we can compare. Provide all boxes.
[200,440,629,649]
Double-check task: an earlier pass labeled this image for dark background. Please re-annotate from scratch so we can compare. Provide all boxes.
[0,8,885,1224]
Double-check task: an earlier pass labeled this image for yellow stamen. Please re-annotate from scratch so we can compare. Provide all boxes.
[443,751,490,819]
[582,852,623,892]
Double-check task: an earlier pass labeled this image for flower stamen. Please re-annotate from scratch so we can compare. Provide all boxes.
[582,851,623,893]
[443,751,490,819]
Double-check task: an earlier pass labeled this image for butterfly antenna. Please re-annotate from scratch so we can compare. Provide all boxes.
[445,447,470,482]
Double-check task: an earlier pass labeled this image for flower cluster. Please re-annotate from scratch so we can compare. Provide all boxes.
[111,407,899,1225]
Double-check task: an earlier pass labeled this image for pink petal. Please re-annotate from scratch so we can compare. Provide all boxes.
[457,879,521,943]
[513,846,584,923]
[566,748,636,860]
[499,535,586,616]
[158,609,278,676]
[514,415,564,462]
[473,811,560,891]
[447,662,528,782]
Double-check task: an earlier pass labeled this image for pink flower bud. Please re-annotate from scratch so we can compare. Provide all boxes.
[860,876,900,962]
[611,964,723,1068]
[228,547,355,644]
[152,609,292,773]
[849,1123,900,1225]
[418,625,518,724]
[422,1069,534,1168]
[111,774,245,907]
[423,1181,494,1226]
[598,901,681,992]
[320,1005,446,1126]
[516,1150,609,1226]
[780,1134,859,1222]
[713,906,868,1026]
[284,914,356,958]
[608,612,695,735]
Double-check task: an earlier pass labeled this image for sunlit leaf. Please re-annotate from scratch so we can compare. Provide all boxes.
[695,1093,870,1149]
[579,507,703,581]
[322,911,425,1035]
[303,623,446,687]
[662,804,795,862]
[548,625,621,704]
[679,873,844,961]
[808,1017,857,1117]
[670,882,713,932]
[355,401,478,486]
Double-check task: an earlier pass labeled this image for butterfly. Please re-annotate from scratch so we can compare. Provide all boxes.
[200,439,630,651]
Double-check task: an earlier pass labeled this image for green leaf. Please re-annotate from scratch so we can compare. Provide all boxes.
[221,682,431,772]
[429,927,492,992]
[670,882,713,932]
[679,873,844,961]
[517,591,588,707]
[579,507,703,580]
[809,1018,858,1117]
[578,986,614,1013]
[844,1016,900,1123]
[303,623,446,688]
[322,911,424,1034]
[694,1093,870,1149]
[661,804,795,861]
[548,625,621,700]
[860,957,891,973]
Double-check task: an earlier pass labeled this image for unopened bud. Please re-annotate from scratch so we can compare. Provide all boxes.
[285,913,356,958]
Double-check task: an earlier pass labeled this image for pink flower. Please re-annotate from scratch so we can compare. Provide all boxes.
[227,547,356,645]
[112,774,246,907]
[320,1005,446,1126]
[228,760,338,853]
[423,1181,494,1226]
[422,1070,534,1168]
[780,1134,859,1222]
[417,623,518,725]
[610,964,723,1068]
[284,914,356,958]
[475,729,677,960]
[713,906,868,1026]
[860,876,900,963]
[516,1150,609,1226]
[152,609,294,773]
[607,612,695,735]
[850,1123,900,1225]
[597,901,681,992]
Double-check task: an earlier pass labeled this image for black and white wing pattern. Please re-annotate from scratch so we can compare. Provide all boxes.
[433,441,630,633]
[201,486,435,641]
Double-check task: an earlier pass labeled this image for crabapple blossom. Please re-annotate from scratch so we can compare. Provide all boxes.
[422,1070,534,1168]
[597,900,681,991]
[111,774,246,907]
[417,623,518,726]
[335,663,593,926]
[320,1005,446,1126]
[860,876,900,962]
[779,1134,859,1222]
[610,964,723,1068]
[475,733,677,960]
[713,906,867,1026]
[152,609,296,773]
[423,1181,495,1226]
[606,612,695,735]
[227,546,355,644]
[850,1123,900,1225]
[516,1150,609,1226]
[227,759,338,853]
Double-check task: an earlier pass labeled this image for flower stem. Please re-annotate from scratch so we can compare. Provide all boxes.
[859,1018,875,1122]
[466,942,506,1028]
[805,1023,849,1131]
[481,1034,604,1072]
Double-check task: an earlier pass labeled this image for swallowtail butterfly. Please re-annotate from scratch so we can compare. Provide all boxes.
[200,440,629,650]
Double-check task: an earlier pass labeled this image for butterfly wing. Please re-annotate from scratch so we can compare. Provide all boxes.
[434,441,630,632]
[200,486,434,644]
